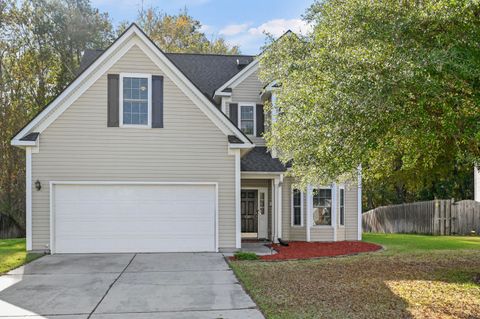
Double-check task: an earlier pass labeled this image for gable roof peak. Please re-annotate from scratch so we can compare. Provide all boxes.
[12,21,253,146]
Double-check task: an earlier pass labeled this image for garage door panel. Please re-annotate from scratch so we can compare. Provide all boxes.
[53,184,216,253]
[56,238,214,253]
[56,185,214,201]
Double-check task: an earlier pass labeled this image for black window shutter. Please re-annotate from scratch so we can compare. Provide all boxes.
[152,75,164,128]
[256,104,264,136]
[107,74,119,127]
[229,103,238,126]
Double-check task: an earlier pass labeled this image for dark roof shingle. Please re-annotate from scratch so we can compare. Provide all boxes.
[166,53,255,98]
[20,132,39,141]
[241,147,287,172]
[79,50,255,98]
[228,135,244,144]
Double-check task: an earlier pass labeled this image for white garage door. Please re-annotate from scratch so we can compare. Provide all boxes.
[52,183,216,253]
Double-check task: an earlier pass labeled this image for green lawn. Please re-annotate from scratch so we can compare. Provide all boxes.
[363,233,480,254]
[0,239,42,274]
[231,234,480,319]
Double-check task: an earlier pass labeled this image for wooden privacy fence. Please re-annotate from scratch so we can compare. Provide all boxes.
[0,213,24,239]
[363,200,480,235]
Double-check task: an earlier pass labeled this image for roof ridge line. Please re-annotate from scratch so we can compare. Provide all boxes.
[165,52,256,57]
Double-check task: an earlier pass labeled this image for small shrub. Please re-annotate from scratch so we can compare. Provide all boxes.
[234,251,259,260]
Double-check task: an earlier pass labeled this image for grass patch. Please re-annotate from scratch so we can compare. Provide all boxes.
[234,251,259,260]
[0,238,42,274]
[230,234,480,318]
[363,233,480,254]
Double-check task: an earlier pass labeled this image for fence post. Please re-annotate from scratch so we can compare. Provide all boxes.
[433,199,439,235]
[450,198,455,235]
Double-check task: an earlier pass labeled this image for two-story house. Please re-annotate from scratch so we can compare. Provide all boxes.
[11,24,361,253]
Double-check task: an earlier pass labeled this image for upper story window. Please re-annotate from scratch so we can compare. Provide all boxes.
[239,103,255,135]
[313,188,332,226]
[120,74,151,127]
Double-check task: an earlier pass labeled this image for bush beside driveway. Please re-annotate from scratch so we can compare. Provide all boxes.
[230,234,480,319]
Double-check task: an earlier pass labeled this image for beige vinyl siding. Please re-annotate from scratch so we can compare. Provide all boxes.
[30,42,236,250]
[231,69,263,104]
[230,69,265,146]
[344,183,359,240]
[281,177,306,241]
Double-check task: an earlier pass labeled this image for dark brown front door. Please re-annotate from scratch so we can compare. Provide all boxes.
[241,190,258,232]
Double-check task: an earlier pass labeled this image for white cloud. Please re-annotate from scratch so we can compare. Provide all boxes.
[218,18,313,54]
[248,18,312,37]
[219,23,251,36]
[224,33,265,54]
[198,24,213,34]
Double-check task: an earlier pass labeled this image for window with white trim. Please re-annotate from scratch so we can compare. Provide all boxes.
[339,187,345,226]
[239,104,255,135]
[313,188,332,226]
[121,75,151,126]
[292,189,303,226]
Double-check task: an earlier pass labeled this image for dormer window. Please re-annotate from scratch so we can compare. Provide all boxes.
[239,103,255,135]
[120,74,152,127]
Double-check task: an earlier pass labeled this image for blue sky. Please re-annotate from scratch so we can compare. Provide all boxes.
[91,0,314,54]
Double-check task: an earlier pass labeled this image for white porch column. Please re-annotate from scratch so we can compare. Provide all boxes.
[277,174,283,239]
[475,166,480,202]
[229,148,241,249]
[331,183,337,242]
[273,177,280,243]
[271,179,276,242]
[306,185,312,242]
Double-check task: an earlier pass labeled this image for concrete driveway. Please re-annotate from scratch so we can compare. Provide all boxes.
[0,253,264,318]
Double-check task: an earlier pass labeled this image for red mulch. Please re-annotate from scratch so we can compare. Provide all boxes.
[261,241,382,261]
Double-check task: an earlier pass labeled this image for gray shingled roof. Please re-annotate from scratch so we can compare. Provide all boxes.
[166,53,255,98]
[20,132,39,141]
[79,49,104,72]
[79,50,255,98]
[228,135,244,144]
[241,147,287,172]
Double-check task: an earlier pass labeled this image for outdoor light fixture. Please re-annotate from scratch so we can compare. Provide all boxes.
[35,180,41,191]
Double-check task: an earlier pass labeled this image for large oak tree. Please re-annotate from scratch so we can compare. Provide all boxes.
[260,0,480,205]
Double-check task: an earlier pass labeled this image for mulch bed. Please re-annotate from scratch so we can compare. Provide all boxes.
[261,241,382,261]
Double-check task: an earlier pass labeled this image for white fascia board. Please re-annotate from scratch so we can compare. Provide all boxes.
[264,80,279,92]
[11,140,37,147]
[12,25,251,145]
[241,171,284,179]
[228,143,254,149]
[213,59,259,98]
